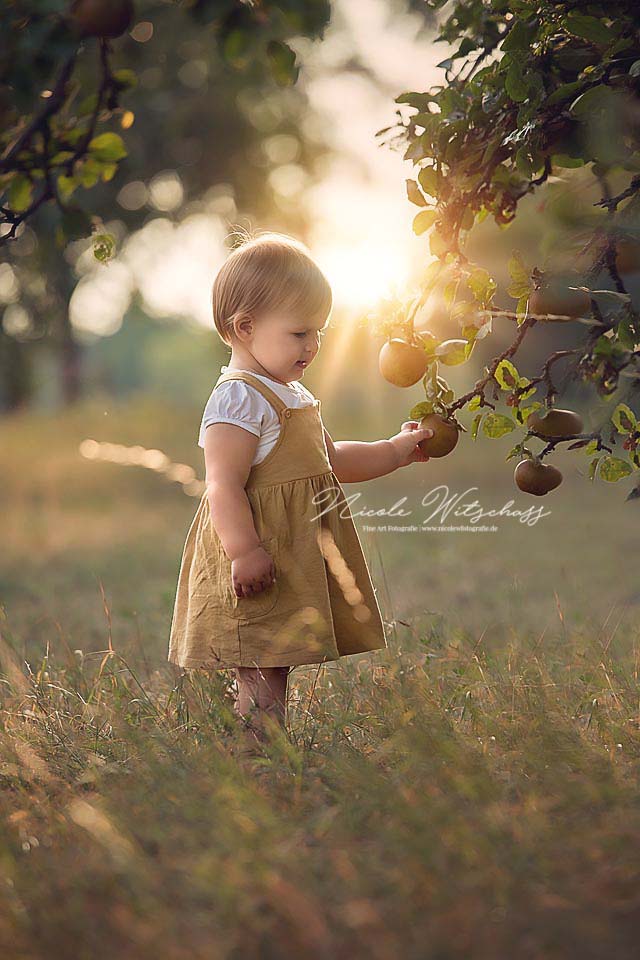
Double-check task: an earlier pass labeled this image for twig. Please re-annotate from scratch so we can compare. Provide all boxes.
[449,315,537,414]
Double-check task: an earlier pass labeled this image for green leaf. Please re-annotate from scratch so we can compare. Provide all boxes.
[516,293,529,324]
[223,29,251,65]
[57,174,76,202]
[266,40,299,86]
[494,359,519,390]
[468,395,482,411]
[551,154,586,168]
[612,403,637,434]
[588,456,601,480]
[593,335,615,359]
[412,111,437,130]
[505,62,530,103]
[599,456,633,482]
[569,85,614,117]
[547,81,584,106]
[79,157,101,188]
[515,146,537,177]
[64,124,90,147]
[58,206,92,243]
[419,259,444,292]
[508,283,529,303]
[519,401,543,421]
[113,69,138,91]
[77,93,99,116]
[517,385,538,402]
[454,37,477,59]
[50,151,75,165]
[395,92,438,110]
[507,250,530,288]
[618,313,638,350]
[435,339,470,365]
[562,14,612,46]
[8,174,33,213]
[406,179,427,207]
[461,317,492,341]
[505,444,523,462]
[450,300,475,324]
[443,280,458,308]
[501,19,537,54]
[429,229,449,257]
[413,209,439,235]
[467,267,496,305]
[418,166,439,197]
[482,413,516,438]
[88,133,127,163]
[471,413,484,440]
[409,401,434,420]
[404,134,430,163]
[100,162,117,183]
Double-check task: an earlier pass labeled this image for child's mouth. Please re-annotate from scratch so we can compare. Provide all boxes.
[296,360,308,368]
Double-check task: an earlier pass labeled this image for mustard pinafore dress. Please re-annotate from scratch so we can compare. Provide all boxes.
[167,370,389,670]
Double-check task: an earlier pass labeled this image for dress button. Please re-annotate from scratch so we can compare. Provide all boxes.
[285,410,292,418]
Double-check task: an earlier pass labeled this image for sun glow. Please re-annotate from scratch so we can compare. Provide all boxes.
[315,239,411,314]
[306,231,423,406]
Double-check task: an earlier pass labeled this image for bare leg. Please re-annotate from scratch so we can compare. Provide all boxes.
[233,665,290,742]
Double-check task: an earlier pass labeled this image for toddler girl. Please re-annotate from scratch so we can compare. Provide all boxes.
[167,231,434,744]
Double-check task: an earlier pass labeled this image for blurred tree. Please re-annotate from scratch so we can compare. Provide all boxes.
[0,0,332,409]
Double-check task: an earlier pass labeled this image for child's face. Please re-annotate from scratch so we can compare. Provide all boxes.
[239,310,328,383]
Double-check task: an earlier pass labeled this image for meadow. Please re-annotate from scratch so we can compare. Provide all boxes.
[2,387,640,959]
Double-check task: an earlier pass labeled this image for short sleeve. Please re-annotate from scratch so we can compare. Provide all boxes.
[295,382,317,404]
[198,381,267,448]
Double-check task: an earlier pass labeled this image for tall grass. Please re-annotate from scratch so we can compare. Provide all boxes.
[2,393,640,958]
[2,601,640,959]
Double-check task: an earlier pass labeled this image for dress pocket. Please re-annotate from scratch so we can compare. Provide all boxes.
[220,536,280,621]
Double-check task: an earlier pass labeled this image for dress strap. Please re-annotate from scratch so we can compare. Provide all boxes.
[214,370,289,418]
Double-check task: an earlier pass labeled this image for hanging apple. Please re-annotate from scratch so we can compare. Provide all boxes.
[69,0,134,39]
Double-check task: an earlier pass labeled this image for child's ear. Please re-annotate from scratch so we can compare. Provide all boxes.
[231,311,254,341]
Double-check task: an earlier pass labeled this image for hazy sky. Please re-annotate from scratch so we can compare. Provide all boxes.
[302,0,443,309]
[68,0,445,340]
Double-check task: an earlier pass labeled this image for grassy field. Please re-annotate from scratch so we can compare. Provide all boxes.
[2,389,640,959]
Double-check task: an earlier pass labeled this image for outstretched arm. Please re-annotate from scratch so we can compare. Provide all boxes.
[323,423,434,483]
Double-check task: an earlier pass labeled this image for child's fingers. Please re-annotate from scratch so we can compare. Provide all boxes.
[234,572,276,598]
[399,423,434,439]
[412,428,433,463]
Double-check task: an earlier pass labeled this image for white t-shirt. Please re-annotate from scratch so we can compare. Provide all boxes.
[198,365,317,465]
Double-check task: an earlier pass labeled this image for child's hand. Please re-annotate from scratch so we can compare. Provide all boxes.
[389,421,434,468]
[231,545,276,599]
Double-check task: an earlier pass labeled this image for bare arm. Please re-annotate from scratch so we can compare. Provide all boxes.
[324,423,434,483]
[203,423,261,560]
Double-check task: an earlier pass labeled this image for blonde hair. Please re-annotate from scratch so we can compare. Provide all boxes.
[211,230,333,346]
